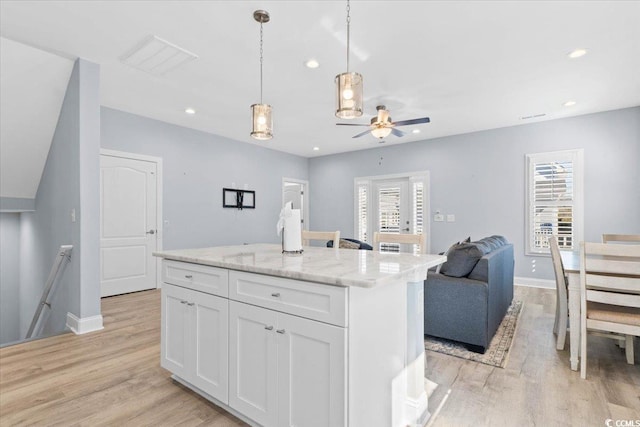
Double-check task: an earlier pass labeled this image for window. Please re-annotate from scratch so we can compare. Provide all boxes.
[355,172,429,254]
[526,149,584,254]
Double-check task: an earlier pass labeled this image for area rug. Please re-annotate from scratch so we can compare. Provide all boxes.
[424,300,523,368]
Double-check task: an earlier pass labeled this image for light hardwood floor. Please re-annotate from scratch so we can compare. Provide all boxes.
[0,286,638,426]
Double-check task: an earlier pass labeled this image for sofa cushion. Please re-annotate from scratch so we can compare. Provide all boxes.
[440,243,484,277]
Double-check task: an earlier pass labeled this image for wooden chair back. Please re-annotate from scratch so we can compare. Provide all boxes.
[373,232,426,254]
[602,234,640,244]
[301,230,340,249]
[579,241,640,378]
[549,236,569,350]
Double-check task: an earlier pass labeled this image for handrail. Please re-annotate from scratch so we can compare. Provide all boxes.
[25,245,73,339]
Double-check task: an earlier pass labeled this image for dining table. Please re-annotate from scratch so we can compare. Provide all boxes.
[560,250,583,371]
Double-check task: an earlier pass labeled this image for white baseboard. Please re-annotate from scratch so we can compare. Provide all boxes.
[66,312,104,334]
[514,276,555,289]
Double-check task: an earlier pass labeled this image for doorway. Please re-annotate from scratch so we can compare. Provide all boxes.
[100,149,163,297]
[282,178,309,229]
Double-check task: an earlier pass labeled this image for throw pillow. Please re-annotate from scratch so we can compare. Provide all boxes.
[439,243,484,277]
[436,241,459,274]
[338,239,361,249]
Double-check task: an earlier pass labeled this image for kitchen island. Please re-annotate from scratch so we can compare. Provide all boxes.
[154,244,446,427]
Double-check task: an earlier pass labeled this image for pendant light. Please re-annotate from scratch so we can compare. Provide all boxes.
[335,0,363,119]
[251,10,272,140]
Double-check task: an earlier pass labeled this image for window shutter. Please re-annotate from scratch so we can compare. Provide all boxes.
[378,186,401,252]
[527,150,583,254]
[356,183,368,243]
[412,181,424,255]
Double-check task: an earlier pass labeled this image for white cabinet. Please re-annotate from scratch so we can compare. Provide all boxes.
[161,283,229,404]
[229,300,346,427]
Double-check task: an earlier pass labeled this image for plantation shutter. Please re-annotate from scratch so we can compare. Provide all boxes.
[378,185,402,252]
[356,182,368,243]
[411,180,424,255]
[527,150,583,254]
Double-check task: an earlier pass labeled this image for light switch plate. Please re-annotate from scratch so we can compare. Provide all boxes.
[434,214,444,222]
[447,214,455,222]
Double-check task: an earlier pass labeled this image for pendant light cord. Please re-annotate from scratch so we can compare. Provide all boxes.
[346,0,351,73]
[260,21,264,104]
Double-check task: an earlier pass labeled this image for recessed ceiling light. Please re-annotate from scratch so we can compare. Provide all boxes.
[313,146,320,151]
[305,59,320,69]
[567,48,587,59]
[412,129,421,134]
[563,100,577,107]
[185,108,196,115]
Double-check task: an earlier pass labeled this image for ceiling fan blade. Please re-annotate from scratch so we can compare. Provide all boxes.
[336,123,370,127]
[390,128,405,137]
[352,129,373,138]
[392,117,431,127]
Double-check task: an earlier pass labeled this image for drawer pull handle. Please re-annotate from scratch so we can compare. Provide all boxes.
[185,275,193,279]
[180,300,188,304]
[271,293,280,298]
[187,302,195,306]
[264,326,274,331]
[276,329,285,334]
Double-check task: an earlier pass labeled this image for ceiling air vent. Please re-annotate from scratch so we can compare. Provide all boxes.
[119,35,198,76]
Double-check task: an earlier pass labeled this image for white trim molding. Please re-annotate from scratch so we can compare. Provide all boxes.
[66,312,104,334]
[515,277,555,289]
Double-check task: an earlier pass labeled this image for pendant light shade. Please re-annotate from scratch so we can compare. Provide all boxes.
[335,72,363,119]
[335,0,363,119]
[251,103,272,140]
[251,10,272,140]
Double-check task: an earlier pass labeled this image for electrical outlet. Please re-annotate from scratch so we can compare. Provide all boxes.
[71,208,76,222]
[447,214,455,222]
[434,214,444,222]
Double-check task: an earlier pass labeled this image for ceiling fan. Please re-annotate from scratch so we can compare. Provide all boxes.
[336,105,430,139]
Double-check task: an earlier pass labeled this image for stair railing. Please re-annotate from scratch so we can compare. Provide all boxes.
[25,245,73,339]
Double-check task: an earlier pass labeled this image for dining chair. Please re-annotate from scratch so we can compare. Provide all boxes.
[549,236,569,350]
[301,230,340,249]
[373,232,426,254]
[579,241,640,379]
[602,234,640,244]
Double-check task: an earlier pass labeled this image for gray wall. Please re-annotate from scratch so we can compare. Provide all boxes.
[0,213,21,344]
[308,107,640,281]
[100,107,309,250]
[19,58,101,337]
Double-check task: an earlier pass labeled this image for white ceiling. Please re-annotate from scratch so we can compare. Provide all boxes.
[1,1,639,159]
[0,37,74,199]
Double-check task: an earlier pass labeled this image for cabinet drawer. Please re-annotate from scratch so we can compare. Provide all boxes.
[163,260,229,297]
[229,271,347,327]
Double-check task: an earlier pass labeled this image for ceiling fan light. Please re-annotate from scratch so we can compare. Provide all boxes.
[371,127,392,138]
[335,72,363,119]
[251,103,272,140]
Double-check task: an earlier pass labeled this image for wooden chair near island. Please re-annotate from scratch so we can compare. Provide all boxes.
[373,232,426,254]
[301,230,340,250]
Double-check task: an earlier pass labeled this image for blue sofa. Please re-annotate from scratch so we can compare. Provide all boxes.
[424,236,514,353]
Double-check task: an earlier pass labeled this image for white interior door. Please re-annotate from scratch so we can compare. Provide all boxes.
[374,180,410,252]
[100,154,158,297]
[283,178,308,229]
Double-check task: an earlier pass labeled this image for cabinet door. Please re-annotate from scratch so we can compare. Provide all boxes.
[161,284,190,379]
[229,301,278,427]
[190,292,229,404]
[277,313,347,427]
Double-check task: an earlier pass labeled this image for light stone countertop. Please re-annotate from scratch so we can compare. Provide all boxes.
[154,243,446,288]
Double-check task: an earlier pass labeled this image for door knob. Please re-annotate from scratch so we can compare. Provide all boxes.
[264,325,274,331]
[146,230,155,235]
[276,329,285,334]
[402,228,410,232]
